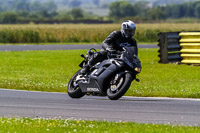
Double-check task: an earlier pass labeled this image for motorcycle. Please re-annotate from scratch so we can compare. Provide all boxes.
[67,46,141,100]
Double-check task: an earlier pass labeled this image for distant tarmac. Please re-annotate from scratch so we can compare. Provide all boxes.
[0,44,158,51]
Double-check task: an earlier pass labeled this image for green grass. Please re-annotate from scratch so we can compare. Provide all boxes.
[0,117,200,133]
[0,50,82,92]
[0,49,199,98]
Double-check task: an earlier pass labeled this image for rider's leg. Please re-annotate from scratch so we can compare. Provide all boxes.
[80,52,99,74]
[80,49,107,74]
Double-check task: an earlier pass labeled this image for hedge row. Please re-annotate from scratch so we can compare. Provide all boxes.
[0,23,199,43]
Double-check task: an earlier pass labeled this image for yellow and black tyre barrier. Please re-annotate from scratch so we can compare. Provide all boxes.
[179,32,200,64]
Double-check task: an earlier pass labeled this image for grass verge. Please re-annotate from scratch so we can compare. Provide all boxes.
[0,117,200,133]
[0,49,199,98]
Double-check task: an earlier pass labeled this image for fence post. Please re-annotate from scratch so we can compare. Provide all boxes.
[158,32,168,63]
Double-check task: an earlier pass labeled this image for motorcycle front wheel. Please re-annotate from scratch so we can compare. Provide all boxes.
[107,72,133,100]
[67,70,85,98]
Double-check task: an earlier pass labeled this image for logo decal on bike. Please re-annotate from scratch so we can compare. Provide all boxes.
[120,42,131,47]
[87,88,99,92]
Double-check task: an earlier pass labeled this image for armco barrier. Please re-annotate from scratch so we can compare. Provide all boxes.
[179,32,200,64]
[157,32,182,63]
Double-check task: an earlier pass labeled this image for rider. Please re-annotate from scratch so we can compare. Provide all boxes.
[80,20,138,74]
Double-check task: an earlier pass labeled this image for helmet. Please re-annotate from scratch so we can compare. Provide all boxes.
[121,20,136,38]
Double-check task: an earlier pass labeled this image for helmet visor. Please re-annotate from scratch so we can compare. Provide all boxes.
[124,29,135,37]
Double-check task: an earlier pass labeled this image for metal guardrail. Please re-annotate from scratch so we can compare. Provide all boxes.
[158,32,181,63]
[179,32,200,64]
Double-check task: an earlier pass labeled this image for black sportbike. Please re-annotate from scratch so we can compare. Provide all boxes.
[67,46,141,100]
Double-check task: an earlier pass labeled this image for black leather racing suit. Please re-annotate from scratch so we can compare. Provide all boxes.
[88,30,138,66]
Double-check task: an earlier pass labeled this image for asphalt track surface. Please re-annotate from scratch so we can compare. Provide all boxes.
[0,89,200,126]
[0,44,158,51]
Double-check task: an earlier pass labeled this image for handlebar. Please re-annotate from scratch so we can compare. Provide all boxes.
[107,51,121,59]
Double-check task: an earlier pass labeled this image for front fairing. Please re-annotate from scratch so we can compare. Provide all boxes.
[121,46,141,72]
[79,60,87,68]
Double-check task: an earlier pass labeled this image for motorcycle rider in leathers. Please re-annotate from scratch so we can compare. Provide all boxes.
[80,20,138,74]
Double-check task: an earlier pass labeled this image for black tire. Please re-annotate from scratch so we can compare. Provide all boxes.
[67,70,85,98]
[107,72,133,100]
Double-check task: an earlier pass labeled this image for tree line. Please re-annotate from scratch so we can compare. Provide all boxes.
[109,1,200,21]
[0,0,200,24]
[0,0,104,24]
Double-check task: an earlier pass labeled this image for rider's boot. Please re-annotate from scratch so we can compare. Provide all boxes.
[80,52,101,75]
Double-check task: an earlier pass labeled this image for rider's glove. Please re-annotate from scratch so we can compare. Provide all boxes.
[133,54,139,60]
[106,47,115,53]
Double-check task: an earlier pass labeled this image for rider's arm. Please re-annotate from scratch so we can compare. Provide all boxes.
[132,39,138,56]
[102,31,118,50]
[135,41,138,56]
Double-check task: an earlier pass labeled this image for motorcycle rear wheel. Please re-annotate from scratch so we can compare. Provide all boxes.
[107,72,133,100]
[67,70,85,98]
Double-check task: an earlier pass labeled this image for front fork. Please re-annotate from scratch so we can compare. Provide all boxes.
[114,71,140,83]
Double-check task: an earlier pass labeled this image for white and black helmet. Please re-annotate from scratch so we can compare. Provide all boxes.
[121,20,136,38]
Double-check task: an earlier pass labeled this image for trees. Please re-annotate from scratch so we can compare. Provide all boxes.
[42,0,57,18]
[194,2,200,18]
[148,7,164,20]
[12,0,30,11]
[132,1,149,16]
[160,1,200,19]
[29,1,43,12]
[108,0,200,21]
[70,8,84,20]
[0,0,58,23]
[109,1,136,18]
[1,0,200,23]
[0,12,18,24]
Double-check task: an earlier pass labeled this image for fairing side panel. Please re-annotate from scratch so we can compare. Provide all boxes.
[91,63,121,92]
[78,61,122,94]
[78,78,101,93]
